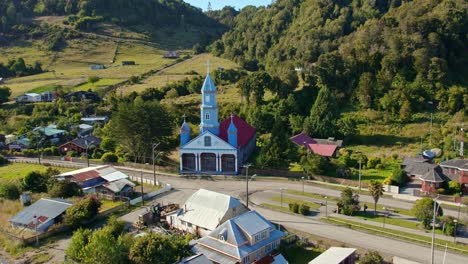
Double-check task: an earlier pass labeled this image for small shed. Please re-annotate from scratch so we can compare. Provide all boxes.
[163,51,180,58]
[10,198,73,232]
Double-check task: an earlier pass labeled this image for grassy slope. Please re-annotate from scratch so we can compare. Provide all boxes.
[0,163,72,181]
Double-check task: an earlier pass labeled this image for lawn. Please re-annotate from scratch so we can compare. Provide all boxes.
[281,245,323,264]
[99,200,125,213]
[0,163,72,181]
[162,53,239,75]
[261,203,290,213]
[271,196,322,210]
[352,211,421,230]
[72,78,124,91]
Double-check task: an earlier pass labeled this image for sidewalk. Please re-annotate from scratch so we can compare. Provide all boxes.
[249,191,468,245]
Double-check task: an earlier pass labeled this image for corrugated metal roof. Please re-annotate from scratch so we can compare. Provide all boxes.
[308,247,356,264]
[178,253,212,264]
[100,171,128,182]
[309,144,337,157]
[290,133,317,147]
[219,114,256,148]
[193,244,237,264]
[10,198,73,228]
[180,189,246,230]
[234,211,272,236]
[102,178,135,193]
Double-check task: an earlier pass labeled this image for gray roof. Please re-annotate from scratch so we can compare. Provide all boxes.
[401,154,432,166]
[179,189,247,230]
[309,247,356,264]
[419,168,445,183]
[196,211,285,261]
[178,254,212,264]
[440,159,468,170]
[102,178,135,193]
[312,138,343,147]
[403,162,438,177]
[193,245,237,264]
[10,198,73,228]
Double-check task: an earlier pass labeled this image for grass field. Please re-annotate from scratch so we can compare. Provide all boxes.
[281,245,323,264]
[271,196,322,210]
[0,163,72,181]
[162,53,239,75]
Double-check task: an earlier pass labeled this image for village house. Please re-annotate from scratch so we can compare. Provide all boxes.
[64,91,99,102]
[90,64,105,70]
[165,189,248,237]
[192,210,286,264]
[59,135,102,155]
[163,51,180,58]
[16,93,42,103]
[81,116,108,124]
[439,159,468,194]
[77,123,94,136]
[56,166,134,199]
[10,198,73,232]
[290,132,343,157]
[34,125,66,145]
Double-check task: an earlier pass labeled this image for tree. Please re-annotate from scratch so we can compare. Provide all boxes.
[48,181,82,198]
[412,198,443,229]
[22,171,49,193]
[300,153,329,175]
[303,84,338,138]
[448,180,461,195]
[88,76,100,86]
[129,233,192,264]
[390,168,408,187]
[110,98,173,163]
[0,86,11,104]
[368,180,384,215]
[360,251,383,264]
[0,182,20,199]
[337,188,360,216]
[64,196,101,229]
[357,72,375,109]
[66,228,92,262]
[101,152,118,162]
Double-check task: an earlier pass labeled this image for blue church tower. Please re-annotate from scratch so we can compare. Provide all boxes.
[200,73,219,135]
[228,115,238,147]
[180,116,191,146]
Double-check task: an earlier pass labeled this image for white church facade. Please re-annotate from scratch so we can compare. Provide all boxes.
[179,72,256,175]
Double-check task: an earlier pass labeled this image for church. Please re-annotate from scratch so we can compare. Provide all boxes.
[179,72,256,175]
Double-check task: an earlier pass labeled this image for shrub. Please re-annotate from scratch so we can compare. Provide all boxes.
[0,154,9,165]
[390,168,408,187]
[22,171,49,193]
[448,181,461,195]
[299,204,310,215]
[101,152,118,163]
[64,196,102,229]
[289,203,299,213]
[360,251,383,264]
[48,181,83,198]
[367,157,381,169]
[0,182,20,199]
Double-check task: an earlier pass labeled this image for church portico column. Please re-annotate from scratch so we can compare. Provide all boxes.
[216,153,220,172]
[196,153,200,171]
[235,155,238,173]
[180,153,183,171]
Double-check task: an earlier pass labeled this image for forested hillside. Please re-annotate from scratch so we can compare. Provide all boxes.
[0,0,225,47]
[212,0,468,116]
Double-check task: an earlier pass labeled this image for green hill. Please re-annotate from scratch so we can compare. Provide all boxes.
[212,0,468,115]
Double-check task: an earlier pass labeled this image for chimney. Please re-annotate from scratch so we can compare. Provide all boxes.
[184,204,187,213]
[461,128,464,159]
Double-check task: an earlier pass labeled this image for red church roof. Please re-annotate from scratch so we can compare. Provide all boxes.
[219,114,256,148]
[309,144,337,157]
[289,133,317,149]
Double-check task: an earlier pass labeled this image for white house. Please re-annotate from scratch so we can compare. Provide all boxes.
[17,93,42,103]
[166,189,248,237]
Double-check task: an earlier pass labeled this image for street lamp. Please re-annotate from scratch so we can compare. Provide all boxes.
[246,174,256,209]
[243,164,252,208]
[431,196,441,264]
[454,219,458,243]
[152,142,160,186]
[382,207,387,228]
[280,188,285,208]
[302,176,305,195]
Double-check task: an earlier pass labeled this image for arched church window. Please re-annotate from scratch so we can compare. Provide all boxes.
[205,95,210,102]
[204,136,211,146]
[205,113,210,120]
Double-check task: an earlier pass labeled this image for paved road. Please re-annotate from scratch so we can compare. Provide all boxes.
[9,158,468,263]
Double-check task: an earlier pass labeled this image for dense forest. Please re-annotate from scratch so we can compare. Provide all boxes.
[211,0,468,117]
[0,0,225,46]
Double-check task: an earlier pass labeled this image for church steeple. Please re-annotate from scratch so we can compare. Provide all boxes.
[180,115,191,146]
[200,61,219,135]
[228,114,238,147]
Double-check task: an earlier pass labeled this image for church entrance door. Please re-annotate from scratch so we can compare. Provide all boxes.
[182,153,196,171]
[200,153,216,171]
[221,154,236,172]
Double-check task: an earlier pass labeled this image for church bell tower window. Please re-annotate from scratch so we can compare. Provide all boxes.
[205,113,210,120]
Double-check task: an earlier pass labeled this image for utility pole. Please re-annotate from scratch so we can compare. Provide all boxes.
[243,164,252,208]
[152,142,160,186]
[358,158,362,194]
[85,139,94,167]
[140,169,144,206]
[431,196,440,264]
[302,176,305,195]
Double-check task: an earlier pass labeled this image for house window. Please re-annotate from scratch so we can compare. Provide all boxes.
[187,223,192,228]
[204,136,211,147]
[205,113,210,120]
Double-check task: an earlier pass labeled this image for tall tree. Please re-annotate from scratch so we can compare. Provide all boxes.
[368,180,384,216]
[111,97,172,163]
[304,84,338,138]
[412,198,443,229]
[0,86,11,104]
[129,233,192,264]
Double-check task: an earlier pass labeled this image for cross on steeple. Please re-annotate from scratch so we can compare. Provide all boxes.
[205,60,211,73]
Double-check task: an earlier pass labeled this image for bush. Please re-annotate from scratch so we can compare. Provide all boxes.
[0,182,20,199]
[0,154,9,165]
[289,203,299,213]
[101,152,118,163]
[360,251,383,264]
[48,181,83,198]
[367,157,381,169]
[22,171,49,193]
[64,196,101,229]
[299,204,310,215]
[448,181,461,195]
[390,168,408,187]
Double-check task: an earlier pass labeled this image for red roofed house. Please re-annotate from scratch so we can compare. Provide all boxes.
[179,72,256,175]
[290,132,343,157]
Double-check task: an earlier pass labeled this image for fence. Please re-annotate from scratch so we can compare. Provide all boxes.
[129,182,172,206]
